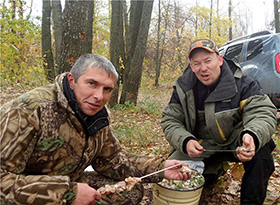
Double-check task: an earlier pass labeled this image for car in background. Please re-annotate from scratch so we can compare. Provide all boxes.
[219,31,280,109]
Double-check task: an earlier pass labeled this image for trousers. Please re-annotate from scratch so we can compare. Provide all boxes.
[203,139,276,205]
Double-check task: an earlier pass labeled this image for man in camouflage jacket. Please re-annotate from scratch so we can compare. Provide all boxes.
[0,54,189,205]
[161,39,277,204]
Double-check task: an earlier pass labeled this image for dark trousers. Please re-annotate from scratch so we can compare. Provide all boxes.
[203,139,276,205]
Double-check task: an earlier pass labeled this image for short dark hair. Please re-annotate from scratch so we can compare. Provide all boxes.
[70,54,119,82]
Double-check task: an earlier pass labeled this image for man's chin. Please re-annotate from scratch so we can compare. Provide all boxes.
[83,109,100,116]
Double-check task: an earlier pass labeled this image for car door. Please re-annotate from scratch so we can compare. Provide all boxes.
[223,42,243,64]
[242,37,278,94]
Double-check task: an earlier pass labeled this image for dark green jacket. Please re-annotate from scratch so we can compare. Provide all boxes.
[161,59,277,160]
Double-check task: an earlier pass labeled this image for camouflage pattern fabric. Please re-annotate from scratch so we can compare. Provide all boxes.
[0,73,164,204]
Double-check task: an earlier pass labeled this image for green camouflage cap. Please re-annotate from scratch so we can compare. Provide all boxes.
[188,38,219,59]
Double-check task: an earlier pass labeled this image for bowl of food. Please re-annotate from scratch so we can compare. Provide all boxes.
[153,168,204,205]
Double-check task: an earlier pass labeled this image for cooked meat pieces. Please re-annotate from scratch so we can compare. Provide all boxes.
[97,181,126,195]
[125,176,142,191]
[180,165,194,174]
[97,177,141,195]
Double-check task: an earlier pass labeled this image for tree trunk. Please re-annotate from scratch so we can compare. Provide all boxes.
[51,0,63,72]
[120,0,154,104]
[42,0,55,81]
[58,0,94,73]
[123,1,130,57]
[157,0,170,79]
[274,0,280,33]
[217,0,221,36]
[155,0,161,86]
[11,0,16,34]
[27,0,33,18]
[174,1,184,71]
[209,0,213,38]
[18,0,23,19]
[108,0,125,107]
[228,0,232,40]
[195,0,198,37]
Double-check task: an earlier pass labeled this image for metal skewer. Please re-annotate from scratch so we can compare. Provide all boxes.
[139,163,182,180]
[203,149,255,152]
[203,149,236,152]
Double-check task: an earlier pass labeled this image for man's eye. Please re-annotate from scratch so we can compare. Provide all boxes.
[104,88,113,93]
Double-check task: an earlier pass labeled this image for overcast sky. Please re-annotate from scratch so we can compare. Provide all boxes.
[180,0,274,34]
[7,0,275,35]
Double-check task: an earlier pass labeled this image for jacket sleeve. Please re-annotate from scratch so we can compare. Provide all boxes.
[91,125,165,183]
[239,77,277,151]
[160,85,196,155]
[0,106,76,205]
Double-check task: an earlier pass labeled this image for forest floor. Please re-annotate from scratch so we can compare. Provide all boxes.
[1,83,279,205]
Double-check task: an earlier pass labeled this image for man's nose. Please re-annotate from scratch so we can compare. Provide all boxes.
[93,88,103,100]
[200,63,208,71]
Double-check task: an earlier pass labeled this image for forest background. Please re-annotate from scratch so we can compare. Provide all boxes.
[0,0,280,204]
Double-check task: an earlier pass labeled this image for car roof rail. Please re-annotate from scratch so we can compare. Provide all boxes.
[221,30,273,46]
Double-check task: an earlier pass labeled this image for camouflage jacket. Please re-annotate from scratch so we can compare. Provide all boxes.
[0,73,164,204]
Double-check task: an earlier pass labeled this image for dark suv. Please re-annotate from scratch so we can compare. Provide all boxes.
[219,31,280,109]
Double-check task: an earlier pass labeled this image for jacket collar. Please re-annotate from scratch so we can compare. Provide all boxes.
[178,59,238,102]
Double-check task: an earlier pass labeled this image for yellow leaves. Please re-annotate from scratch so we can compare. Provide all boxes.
[1,7,43,87]
[92,1,110,58]
[188,5,231,46]
[119,56,125,70]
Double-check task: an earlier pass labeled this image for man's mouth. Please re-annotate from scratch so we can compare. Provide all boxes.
[201,74,210,81]
[87,102,100,109]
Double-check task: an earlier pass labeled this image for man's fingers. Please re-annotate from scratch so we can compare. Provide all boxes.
[95,192,102,200]
[237,148,255,162]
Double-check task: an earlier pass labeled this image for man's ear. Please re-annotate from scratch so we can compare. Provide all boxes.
[218,54,224,66]
[68,73,75,90]
[189,62,195,72]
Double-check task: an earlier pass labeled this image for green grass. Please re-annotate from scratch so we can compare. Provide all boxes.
[110,76,176,157]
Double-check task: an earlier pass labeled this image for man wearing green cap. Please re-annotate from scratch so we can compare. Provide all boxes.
[161,38,277,204]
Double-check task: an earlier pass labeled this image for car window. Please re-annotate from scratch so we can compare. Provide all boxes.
[224,43,243,63]
[262,36,276,52]
[247,39,263,60]
[219,47,224,55]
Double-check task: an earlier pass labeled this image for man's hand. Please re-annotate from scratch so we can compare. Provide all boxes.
[75,183,101,205]
[164,160,191,181]
[237,134,256,162]
[186,139,204,158]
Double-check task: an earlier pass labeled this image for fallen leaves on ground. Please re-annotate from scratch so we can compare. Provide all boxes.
[1,84,280,205]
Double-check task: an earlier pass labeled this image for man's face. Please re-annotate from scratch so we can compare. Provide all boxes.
[68,67,116,116]
[190,49,223,86]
